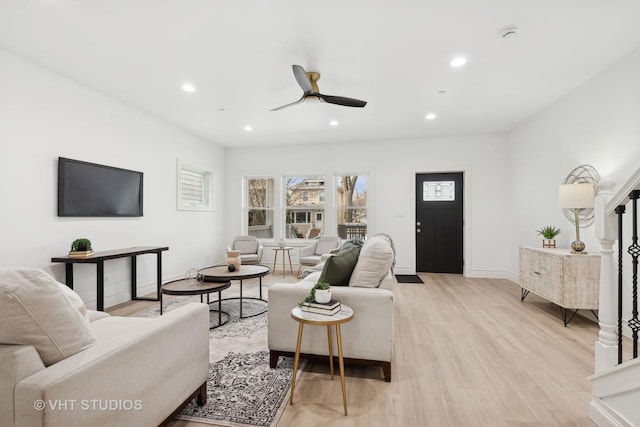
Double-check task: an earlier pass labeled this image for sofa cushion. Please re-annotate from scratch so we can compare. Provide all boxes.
[0,267,95,366]
[349,235,395,288]
[318,245,361,286]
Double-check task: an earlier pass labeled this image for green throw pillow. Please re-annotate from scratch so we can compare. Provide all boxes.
[318,245,361,286]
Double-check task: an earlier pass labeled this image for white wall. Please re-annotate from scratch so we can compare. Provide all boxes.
[225,135,510,277]
[0,49,226,309]
[507,46,640,279]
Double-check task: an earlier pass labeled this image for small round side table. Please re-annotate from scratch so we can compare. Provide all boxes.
[289,304,354,415]
[160,278,231,329]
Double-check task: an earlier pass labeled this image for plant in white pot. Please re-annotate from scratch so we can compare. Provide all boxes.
[301,282,332,305]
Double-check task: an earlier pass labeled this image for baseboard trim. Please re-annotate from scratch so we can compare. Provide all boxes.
[589,398,631,427]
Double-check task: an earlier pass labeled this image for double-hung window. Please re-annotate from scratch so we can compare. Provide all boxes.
[246,178,274,238]
[285,176,325,239]
[336,175,368,239]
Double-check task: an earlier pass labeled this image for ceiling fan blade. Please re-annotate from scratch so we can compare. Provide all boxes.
[292,64,313,94]
[270,96,305,111]
[318,94,367,108]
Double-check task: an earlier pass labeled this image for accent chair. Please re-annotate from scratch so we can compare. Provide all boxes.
[297,236,342,278]
[228,235,264,265]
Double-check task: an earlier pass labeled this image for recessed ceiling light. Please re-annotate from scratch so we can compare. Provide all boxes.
[450,57,467,68]
[425,113,437,120]
[243,126,253,132]
[329,120,339,126]
[438,90,447,95]
[181,83,196,93]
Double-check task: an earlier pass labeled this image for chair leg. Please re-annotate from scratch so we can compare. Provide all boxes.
[296,265,303,279]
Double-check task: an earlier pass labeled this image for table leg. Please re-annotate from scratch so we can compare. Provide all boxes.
[97,260,105,311]
[160,291,163,315]
[156,251,162,300]
[259,276,263,300]
[290,322,304,405]
[239,279,243,318]
[273,251,278,276]
[287,250,294,276]
[327,325,334,379]
[64,264,74,289]
[336,324,348,416]
[282,250,286,278]
[217,291,222,325]
[131,255,138,299]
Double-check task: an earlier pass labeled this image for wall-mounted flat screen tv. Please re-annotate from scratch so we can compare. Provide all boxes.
[58,157,143,217]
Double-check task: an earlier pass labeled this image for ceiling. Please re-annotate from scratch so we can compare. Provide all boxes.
[2,0,640,148]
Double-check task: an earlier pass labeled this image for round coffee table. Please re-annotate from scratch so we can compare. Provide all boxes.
[160,278,231,329]
[198,264,270,318]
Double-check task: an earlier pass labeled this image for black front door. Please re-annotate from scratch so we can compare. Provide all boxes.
[415,172,464,274]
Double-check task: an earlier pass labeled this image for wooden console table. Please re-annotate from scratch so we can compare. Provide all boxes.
[52,246,168,311]
[519,246,600,326]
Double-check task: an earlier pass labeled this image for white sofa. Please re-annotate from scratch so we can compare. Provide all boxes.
[0,268,210,427]
[268,234,395,381]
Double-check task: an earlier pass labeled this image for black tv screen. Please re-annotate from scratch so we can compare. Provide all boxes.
[58,157,143,217]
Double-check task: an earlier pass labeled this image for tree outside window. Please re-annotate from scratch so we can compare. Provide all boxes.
[336,175,367,239]
[247,178,274,238]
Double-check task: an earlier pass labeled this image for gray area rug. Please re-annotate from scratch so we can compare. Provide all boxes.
[179,351,295,427]
[133,287,299,427]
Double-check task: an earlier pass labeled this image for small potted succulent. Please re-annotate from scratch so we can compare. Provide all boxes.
[536,226,561,248]
[69,238,94,258]
[301,282,332,305]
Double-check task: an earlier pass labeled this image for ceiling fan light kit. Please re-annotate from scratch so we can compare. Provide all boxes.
[271,64,367,111]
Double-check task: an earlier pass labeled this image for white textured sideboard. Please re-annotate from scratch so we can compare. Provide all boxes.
[519,246,600,326]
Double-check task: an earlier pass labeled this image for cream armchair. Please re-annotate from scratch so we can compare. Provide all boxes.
[296,236,342,278]
[228,235,264,264]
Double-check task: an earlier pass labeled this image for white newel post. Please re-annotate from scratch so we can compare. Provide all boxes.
[594,179,618,373]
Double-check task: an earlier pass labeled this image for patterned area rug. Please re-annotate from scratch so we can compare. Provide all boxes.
[132,286,299,427]
[179,351,295,426]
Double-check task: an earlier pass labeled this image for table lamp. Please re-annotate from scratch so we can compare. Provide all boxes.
[558,183,594,254]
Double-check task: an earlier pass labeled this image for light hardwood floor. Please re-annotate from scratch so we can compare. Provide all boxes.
[109,273,600,427]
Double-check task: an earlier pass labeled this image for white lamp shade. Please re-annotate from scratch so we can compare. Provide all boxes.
[558,183,594,209]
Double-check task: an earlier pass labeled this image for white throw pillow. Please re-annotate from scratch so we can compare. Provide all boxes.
[0,267,96,366]
[348,236,394,288]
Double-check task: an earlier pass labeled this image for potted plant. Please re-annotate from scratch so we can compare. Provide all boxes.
[301,282,332,305]
[69,238,95,258]
[536,226,560,248]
